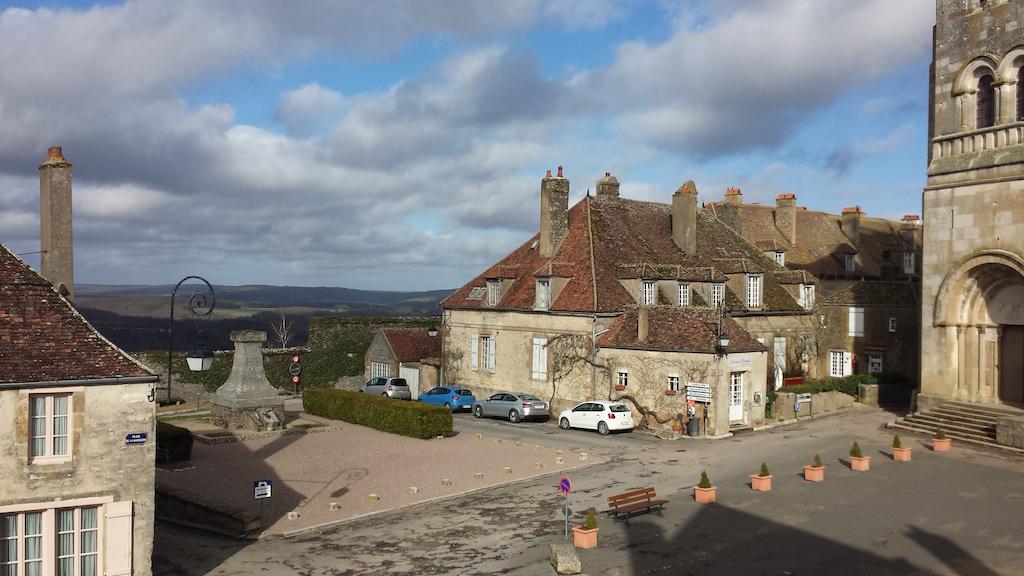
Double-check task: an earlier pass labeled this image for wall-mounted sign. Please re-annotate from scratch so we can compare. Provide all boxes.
[124,433,148,445]
[254,479,272,500]
[685,382,712,404]
[729,356,752,370]
[796,393,813,404]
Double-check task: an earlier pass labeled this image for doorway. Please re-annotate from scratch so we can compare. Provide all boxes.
[1000,325,1024,404]
[729,372,744,422]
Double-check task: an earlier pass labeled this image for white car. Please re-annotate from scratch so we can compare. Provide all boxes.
[558,401,634,435]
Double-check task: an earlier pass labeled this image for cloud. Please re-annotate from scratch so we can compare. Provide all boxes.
[274,84,348,137]
[825,123,915,177]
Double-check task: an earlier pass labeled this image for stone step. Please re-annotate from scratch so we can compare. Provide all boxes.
[942,402,1024,418]
[929,406,1001,422]
[899,413,996,437]
[915,411,998,430]
[891,419,996,443]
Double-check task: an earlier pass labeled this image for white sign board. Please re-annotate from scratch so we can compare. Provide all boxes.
[686,382,712,403]
[728,356,752,371]
[254,480,272,500]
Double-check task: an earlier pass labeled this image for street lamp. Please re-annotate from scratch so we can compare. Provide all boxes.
[715,304,732,357]
[166,276,216,404]
[427,326,438,337]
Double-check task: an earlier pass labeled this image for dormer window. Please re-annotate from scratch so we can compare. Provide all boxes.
[746,274,762,309]
[800,284,815,310]
[642,280,657,306]
[486,279,501,306]
[845,254,855,272]
[773,251,785,266]
[535,279,550,310]
[711,283,724,308]
[902,252,915,275]
[677,282,690,306]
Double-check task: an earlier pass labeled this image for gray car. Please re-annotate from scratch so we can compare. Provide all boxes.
[359,377,412,400]
[473,392,550,423]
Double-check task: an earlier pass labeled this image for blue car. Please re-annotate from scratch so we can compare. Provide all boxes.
[419,386,476,412]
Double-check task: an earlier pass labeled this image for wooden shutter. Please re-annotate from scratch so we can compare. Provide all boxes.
[105,501,133,576]
[843,352,853,377]
[470,335,478,371]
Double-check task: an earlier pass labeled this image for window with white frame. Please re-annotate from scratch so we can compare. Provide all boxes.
[642,280,657,305]
[535,279,550,310]
[830,350,852,377]
[531,338,548,380]
[800,284,815,310]
[481,335,495,372]
[889,317,897,333]
[845,254,855,272]
[773,251,785,266]
[667,375,680,392]
[677,282,690,306]
[617,370,628,388]
[371,361,391,379]
[746,275,762,308]
[868,355,883,374]
[1,506,100,576]
[486,279,501,306]
[848,307,864,337]
[711,283,724,308]
[29,393,70,463]
[903,252,915,275]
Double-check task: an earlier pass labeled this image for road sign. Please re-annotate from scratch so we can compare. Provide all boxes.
[291,375,300,384]
[292,355,300,363]
[796,393,813,403]
[559,476,572,495]
[124,432,148,445]
[289,362,302,376]
[254,480,272,500]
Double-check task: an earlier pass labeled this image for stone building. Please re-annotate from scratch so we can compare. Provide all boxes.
[0,244,159,575]
[363,328,441,399]
[921,0,1024,407]
[709,190,923,382]
[440,168,811,434]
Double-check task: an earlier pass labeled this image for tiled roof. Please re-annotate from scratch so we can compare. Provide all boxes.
[383,329,442,363]
[598,307,767,354]
[823,281,921,307]
[0,244,156,384]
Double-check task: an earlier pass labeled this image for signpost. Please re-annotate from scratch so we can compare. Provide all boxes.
[559,476,572,538]
[685,382,712,404]
[289,356,301,393]
[254,479,272,524]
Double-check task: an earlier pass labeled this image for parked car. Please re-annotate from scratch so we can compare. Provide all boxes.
[558,401,634,435]
[359,377,412,400]
[419,386,476,412]
[473,392,550,423]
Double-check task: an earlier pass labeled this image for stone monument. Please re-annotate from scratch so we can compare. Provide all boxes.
[211,330,285,431]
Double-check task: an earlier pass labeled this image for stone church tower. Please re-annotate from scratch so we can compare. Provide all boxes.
[921,0,1024,408]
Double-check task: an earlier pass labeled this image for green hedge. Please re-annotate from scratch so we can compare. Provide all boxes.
[155,421,194,463]
[303,389,452,439]
[780,374,877,397]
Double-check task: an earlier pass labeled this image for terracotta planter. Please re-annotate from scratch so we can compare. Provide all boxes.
[571,526,598,549]
[671,425,683,433]
[892,447,912,461]
[850,456,871,471]
[694,486,717,503]
[932,437,951,452]
[803,465,825,482]
[614,384,626,392]
[665,389,678,396]
[750,474,773,492]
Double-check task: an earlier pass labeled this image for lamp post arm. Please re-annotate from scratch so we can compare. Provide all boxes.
[166,276,216,404]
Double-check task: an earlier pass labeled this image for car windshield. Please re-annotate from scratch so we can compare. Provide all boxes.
[456,389,473,396]
[609,404,630,413]
[391,379,407,386]
[519,394,542,401]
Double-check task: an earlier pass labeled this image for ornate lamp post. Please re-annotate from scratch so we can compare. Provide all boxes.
[715,304,732,357]
[166,276,216,404]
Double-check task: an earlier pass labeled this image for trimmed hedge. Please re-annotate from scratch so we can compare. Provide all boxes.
[156,421,194,463]
[303,388,452,439]
[780,374,877,397]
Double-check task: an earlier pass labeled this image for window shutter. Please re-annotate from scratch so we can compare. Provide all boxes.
[104,501,133,576]
[470,335,478,371]
[855,308,864,336]
[843,352,852,377]
[487,337,496,371]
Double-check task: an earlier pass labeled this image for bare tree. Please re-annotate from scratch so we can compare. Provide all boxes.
[546,334,591,405]
[270,313,294,349]
[441,348,464,387]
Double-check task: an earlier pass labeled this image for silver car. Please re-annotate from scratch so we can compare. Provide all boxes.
[473,392,550,423]
[359,377,412,400]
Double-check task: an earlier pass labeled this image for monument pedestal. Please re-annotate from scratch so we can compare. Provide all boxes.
[211,330,285,432]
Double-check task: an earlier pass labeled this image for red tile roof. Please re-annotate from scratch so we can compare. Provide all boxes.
[0,245,156,384]
[598,307,767,354]
[383,329,442,363]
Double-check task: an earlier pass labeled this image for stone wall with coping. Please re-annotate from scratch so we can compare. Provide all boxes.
[771,390,854,422]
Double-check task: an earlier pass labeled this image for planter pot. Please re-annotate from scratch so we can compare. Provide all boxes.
[665,389,678,396]
[892,447,912,461]
[803,465,825,482]
[850,456,871,471]
[694,486,717,504]
[932,437,951,452]
[671,425,684,434]
[614,384,626,392]
[750,474,773,492]
[571,526,598,549]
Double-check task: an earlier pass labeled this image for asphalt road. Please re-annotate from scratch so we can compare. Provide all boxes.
[451,410,663,453]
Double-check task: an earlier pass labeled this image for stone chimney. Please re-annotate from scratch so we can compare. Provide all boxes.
[539,166,569,257]
[637,306,649,342]
[724,187,743,205]
[841,206,863,249]
[899,214,921,246]
[775,193,797,244]
[672,180,698,255]
[595,172,620,197]
[39,146,74,300]
[717,187,742,234]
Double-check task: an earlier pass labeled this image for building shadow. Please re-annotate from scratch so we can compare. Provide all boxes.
[905,526,1003,576]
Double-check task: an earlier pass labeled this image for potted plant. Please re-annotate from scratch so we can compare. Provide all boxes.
[614,383,626,392]
[694,470,716,503]
[665,389,678,396]
[571,508,599,549]
[671,416,684,434]
[932,427,951,452]
[803,453,825,482]
[850,441,870,471]
[892,435,912,461]
[750,462,773,491]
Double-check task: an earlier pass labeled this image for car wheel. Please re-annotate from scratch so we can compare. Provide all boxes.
[444,402,452,411]
[508,410,521,423]
[559,417,570,430]
[474,405,483,418]
[597,421,609,436]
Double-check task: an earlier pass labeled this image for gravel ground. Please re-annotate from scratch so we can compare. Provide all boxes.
[156,419,590,536]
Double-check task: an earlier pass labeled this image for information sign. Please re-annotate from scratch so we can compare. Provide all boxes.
[254,479,272,500]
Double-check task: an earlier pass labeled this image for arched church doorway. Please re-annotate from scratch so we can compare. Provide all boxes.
[990,282,1024,404]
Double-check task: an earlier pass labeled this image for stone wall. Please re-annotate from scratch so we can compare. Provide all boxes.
[996,415,1024,450]
[771,390,854,422]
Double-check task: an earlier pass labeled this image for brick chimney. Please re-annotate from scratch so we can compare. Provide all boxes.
[672,180,698,255]
[637,306,649,342]
[539,166,569,257]
[39,146,74,300]
[775,193,797,244]
[724,187,743,205]
[841,206,863,249]
[717,187,742,235]
[899,214,921,247]
[595,172,620,197]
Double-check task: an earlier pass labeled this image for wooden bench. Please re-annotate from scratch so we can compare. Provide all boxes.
[606,487,669,522]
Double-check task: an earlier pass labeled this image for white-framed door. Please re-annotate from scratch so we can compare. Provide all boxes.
[729,372,744,422]
[399,364,420,399]
[773,337,786,390]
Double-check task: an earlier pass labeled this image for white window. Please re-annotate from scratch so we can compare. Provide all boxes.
[29,393,70,463]
[535,279,550,310]
[711,283,724,308]
[830,350,852,377]
[774,251,785,266]
[746,275,762,308]
[486,280,501,306]
[1,506,101,576]
[617,370,629,388]
[800,284,815,309]
[642,281,657,305]
[848,307,864,337]
[371,361,391,379]
[481,335,495,372]
[889,317,897,333]
[903,252,915,275]
[845,254,855,272]
[868,355,883,374]
[677,282,690,306]
[470,335,479,371]
[531,338,548,380]
[667,375,680,392]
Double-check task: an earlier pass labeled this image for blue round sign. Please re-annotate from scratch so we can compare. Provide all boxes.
[559,476,572,494]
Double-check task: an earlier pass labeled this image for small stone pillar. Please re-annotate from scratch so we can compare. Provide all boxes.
[211,330,285,431]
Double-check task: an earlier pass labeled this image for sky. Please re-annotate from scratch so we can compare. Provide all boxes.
[0,0,936,291]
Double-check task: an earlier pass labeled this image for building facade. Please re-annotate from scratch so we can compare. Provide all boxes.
[921,0,1024,407]
[363,328,441,399]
